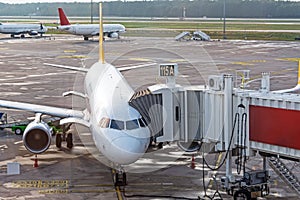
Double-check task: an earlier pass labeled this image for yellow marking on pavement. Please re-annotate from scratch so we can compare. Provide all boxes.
[208,153,223,189]
[39,189,69,194]
[251,60,266,63]
[129,58,151,62]
[111,169,123,200]
[232,61,254,66]
[277,58,300,62]
[169,59,186,63]
[64,50,77,53]
[13,180,69,188]
[58,55,87,59]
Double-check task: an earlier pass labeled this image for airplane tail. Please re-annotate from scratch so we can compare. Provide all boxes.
[58,8,71,26]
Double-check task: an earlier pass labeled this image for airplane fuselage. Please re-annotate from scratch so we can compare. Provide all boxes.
[85,62,150,165]
[0,23,47,36]
[58,24,125,38]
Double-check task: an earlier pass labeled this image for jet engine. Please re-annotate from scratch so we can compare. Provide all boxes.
[177,141,201,152]
[109,32,119,38]
[29,31,38,35]
[23,121,52,154]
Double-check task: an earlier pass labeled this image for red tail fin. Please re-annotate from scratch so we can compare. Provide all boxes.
[58,8,70,26]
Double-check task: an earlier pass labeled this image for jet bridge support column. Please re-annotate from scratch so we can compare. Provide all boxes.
[224,74,234,184]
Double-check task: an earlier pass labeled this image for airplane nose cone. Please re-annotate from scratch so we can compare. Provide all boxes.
[111,136,149,165]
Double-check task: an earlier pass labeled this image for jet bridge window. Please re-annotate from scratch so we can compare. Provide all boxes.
[126,119,139,130]
[110,119,124,130]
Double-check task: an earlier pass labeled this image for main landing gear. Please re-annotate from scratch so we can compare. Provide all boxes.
[55,124,73,149]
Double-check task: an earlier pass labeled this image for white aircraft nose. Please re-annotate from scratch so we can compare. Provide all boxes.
[111,136,149,165]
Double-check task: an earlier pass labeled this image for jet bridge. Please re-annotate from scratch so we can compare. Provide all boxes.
[129,63,300,199]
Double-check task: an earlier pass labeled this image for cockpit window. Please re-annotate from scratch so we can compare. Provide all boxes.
[138,118,146,127]
[110,119,124,130]
[99,117,110,128]
[126,119,139,130]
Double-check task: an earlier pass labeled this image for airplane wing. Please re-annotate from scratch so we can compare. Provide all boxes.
[0,99,84,119]
[44,63,89,72]
[117,62,157,71]
[44,62,157,72]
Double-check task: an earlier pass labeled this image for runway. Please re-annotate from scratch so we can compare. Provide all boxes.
[0,34,300,199]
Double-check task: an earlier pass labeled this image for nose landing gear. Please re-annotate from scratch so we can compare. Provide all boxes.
[113,169,127,186]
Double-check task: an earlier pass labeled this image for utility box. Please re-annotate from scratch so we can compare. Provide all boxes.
[7,162,20,175]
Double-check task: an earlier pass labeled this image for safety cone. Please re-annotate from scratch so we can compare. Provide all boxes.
[33,155,39,168]
[190,155,195,169]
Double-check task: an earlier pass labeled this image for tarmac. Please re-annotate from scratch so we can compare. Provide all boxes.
[0,34,300,199]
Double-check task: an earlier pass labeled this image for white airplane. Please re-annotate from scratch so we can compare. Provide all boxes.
[0,4,153,185]
[57,8,126,41]
[0,22,47,38]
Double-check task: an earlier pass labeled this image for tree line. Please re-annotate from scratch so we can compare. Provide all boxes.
[0,0,300,18]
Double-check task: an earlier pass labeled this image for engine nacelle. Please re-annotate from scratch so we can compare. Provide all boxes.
[177,141,201,152]
[109,32,119,38]
[23,121,52,154]
[29,31,38,35]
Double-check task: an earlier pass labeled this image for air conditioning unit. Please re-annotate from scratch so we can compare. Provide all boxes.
[208,75,224,91]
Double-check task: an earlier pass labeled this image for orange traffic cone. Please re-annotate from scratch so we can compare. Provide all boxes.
[190,155,195,169]
[33,155,39,168]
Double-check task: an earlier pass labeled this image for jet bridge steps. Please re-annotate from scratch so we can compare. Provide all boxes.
[175,32,191,41]
[268,156,300,195]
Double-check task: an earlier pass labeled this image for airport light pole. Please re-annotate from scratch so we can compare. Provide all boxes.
[223,0,226,39]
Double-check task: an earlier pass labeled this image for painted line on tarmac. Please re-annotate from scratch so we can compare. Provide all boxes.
[13,180,69,188]
[111,169,124,200]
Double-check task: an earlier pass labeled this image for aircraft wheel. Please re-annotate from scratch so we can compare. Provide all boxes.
[66,133,73,149]
[114,172,127,186]
[15,128,23,135]
[84,36,89,41]
[56,134,62,148]
[234,189,251,200]
[21,34,25,38]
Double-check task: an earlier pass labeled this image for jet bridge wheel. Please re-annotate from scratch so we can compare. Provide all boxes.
[56,133,62,148]
[66,133,73,149]
[233,189,251,200]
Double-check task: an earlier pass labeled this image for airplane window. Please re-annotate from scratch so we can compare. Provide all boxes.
[110,119,124,130]
[99,117,110,128]
[126,119,139,130]
[138,118,146,127]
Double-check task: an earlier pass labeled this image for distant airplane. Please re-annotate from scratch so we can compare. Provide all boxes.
[0,4,153,185]
[57,8,126,40]
[0,22,47,38]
